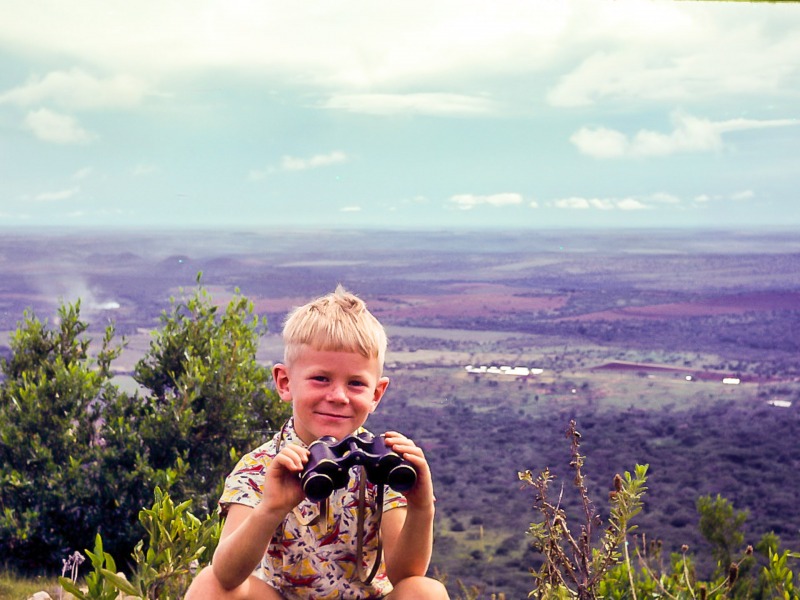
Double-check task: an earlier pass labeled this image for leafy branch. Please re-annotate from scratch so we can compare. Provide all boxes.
[519,420,648,599]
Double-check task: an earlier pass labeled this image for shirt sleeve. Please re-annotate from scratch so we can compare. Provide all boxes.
[218,445,273,515]
[382,486,408,512]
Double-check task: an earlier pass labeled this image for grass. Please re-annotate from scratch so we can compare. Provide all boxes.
[0,571,60,600]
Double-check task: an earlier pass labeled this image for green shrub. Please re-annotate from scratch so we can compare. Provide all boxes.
[0,280,289,572]
[0,303,129,571]
[132,278,291,515]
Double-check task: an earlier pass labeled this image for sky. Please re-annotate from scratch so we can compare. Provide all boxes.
[1,0,799,231]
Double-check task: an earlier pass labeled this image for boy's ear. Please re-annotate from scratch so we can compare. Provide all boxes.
[371,376,390,411]
[272,363,293,402]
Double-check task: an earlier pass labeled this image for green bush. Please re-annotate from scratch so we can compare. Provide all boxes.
[0,303,129,571]
[131,279,290,515]
[0,280,289,573]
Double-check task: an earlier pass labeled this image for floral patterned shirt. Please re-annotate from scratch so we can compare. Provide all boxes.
[220,419,407,599]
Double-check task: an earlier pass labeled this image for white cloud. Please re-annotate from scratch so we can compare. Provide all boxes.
[649,192,681,204]
[132,163,158,176]
[616,198,650,211]
[730,189,754,201]
[569,127,629,159]
[449,193,523,210]
[572,112,800,159]
[0,1,797,230]
[548,4,800,107]
[553,197,591,210]
[322,93,496,117]
[72,167,93,180]
[35,187,80,201]
[249,151,349,180]
[281,151,348,171]
[633,114,722,156]
[23,108,95,144]
[0,1,568,87]
[590,198,615,210]
[0,1,796,123]
[552,195,653,210]
[340,205,361,212]
[553,196,615,210]
[693,190,755,204]
[0,68,148,110]
[715,117,800,134]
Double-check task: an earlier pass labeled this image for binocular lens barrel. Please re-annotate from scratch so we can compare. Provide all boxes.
[387,464,416,493]
[303,472,335,504]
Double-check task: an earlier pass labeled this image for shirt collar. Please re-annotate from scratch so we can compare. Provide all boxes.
[275,418,308,450]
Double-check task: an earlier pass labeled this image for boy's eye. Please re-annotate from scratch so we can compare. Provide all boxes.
[349,380,366,387]
[311,375,328,382]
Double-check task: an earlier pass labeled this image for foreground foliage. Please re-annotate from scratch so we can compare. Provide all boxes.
[59,487,221,600]
[520,420,800,600]
[0,280,288,573]
[519,420,648,599]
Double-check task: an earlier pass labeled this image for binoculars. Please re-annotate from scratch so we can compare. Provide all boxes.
[301,432,417,502]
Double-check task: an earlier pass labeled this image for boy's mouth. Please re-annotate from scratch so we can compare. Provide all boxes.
[316,411,350,420]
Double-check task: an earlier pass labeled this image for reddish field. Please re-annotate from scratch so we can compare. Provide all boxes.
[368,283,566,319]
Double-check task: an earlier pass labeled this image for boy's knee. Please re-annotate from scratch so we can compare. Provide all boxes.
[184,566,246,600]
[389,576,450,599]
[184,566,284,600]
[184,566,216,599]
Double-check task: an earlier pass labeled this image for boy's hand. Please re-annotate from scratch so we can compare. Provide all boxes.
[260,444,310,514]
[383,431,436,510]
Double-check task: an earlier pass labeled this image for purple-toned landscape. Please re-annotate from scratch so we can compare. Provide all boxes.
[2,227,798,598]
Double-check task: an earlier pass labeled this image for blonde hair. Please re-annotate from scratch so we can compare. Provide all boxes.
[282,285,387,370]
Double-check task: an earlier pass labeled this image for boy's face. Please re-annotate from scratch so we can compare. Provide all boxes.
[273,346,389,445]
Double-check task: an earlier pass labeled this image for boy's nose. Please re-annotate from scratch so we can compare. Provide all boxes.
[326,384,349,403]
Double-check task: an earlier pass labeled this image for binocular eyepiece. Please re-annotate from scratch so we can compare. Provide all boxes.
[301,432,417,503]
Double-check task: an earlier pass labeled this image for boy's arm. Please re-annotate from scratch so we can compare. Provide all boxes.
[211,444,309,590]
[211,503,286,588]
[380,432,437,583]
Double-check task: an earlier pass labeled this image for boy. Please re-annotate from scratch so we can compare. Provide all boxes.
[185,287,449,599]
